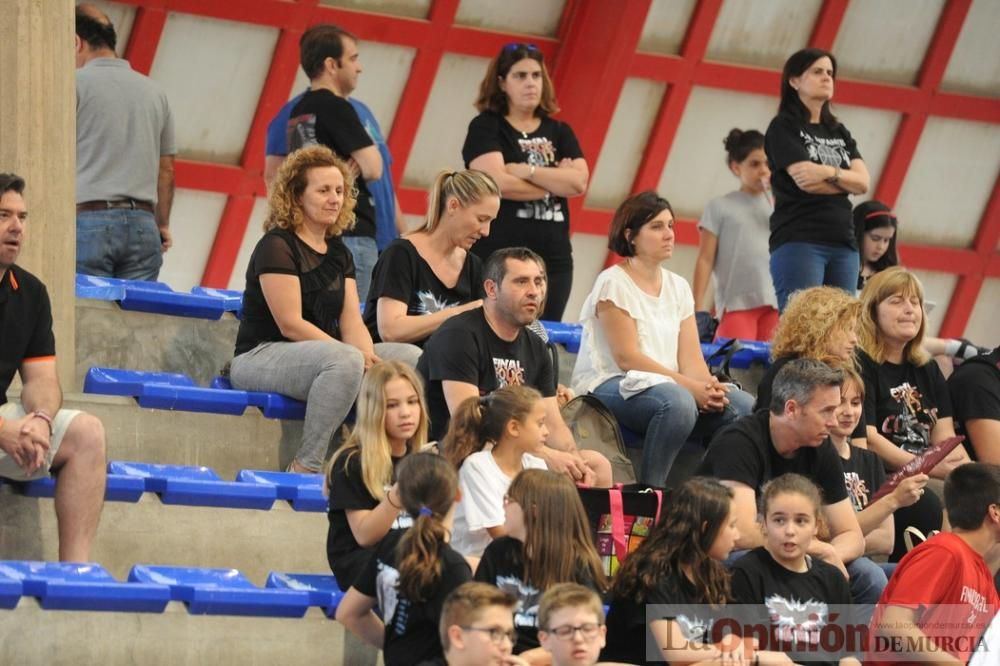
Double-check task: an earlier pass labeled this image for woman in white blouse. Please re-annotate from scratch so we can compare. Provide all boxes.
[571,191,754,486]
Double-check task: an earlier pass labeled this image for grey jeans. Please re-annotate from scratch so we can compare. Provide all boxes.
[230,339,421,470]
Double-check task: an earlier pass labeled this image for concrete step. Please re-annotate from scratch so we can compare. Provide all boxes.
[59,392,303,478]
[0,488,328,584]
[75,298,239,391]
[0,599,382,666]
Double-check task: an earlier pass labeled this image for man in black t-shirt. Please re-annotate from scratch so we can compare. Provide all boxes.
[948,347,1000,464]
[0,174,106,562]
[418,247,610,487]
[699,359,886,605]
[287,24,382,300]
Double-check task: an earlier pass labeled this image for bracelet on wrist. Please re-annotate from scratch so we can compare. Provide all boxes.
[30,410,54,436]
[528,164,536,180]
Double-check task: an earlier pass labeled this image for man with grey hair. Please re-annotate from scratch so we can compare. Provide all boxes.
[75,3,175,280]
[698,359,885,606]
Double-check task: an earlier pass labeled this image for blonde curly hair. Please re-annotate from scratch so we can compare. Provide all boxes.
[771,286,860,367]
[264,145,357,238]
[858,266,929,366]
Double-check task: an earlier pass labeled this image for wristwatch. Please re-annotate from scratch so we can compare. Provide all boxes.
[826,165,841,185]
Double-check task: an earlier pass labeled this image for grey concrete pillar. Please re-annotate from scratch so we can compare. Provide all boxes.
[0,0,76,389]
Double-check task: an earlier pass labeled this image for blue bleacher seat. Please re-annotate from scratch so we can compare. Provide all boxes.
[191,286,243,315]
[108,461,277,510]
[236,470,327,512]
[540,320,582,353]
[0,566,22,609]
[211,376,306,420]
[85,367,251,415]
[10,472,145,503]
[266,572,342,618]
[75,273,226,320]
[0,561,169,612]
[129,565,310,617]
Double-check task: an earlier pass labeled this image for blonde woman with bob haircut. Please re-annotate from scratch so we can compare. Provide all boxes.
[230,146,421,475]
[856,267,969,477]
[364,169,500,347]
[325,360,429,590]
[754,286,861,416]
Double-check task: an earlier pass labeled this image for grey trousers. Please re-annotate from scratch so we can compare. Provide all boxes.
[230,339,421,469]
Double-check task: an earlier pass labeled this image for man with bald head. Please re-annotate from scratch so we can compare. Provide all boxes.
[74,3,176,281]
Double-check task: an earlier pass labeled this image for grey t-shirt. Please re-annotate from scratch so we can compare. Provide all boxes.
[76,58,176,204]
[698,190,777,314]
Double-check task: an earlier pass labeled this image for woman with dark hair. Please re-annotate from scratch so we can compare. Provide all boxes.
[571,191,754,487]
[692,128,779,341]
[229,146,420,473]
[766,48,870,312]
[461,43,589,321]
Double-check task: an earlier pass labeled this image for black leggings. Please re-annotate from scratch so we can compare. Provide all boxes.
[542,265,573,322]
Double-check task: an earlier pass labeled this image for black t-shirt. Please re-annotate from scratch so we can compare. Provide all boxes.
[755,356,866,440]
[234,229,355,356]
[948,348,1000,455]
[730,548,853,666]
[326,451,412,590]
[697,410,849,505]
[363,239,484,347]
[839,444,886,513]
[417,308,556,440]
[354,529,472,666]
[0,267,56,406]
[461,111,583,272]
[474,536,600,654]
[602,569,722,666]
[289,88,376,239]
[765,112,862,252]
[857,349,953,455]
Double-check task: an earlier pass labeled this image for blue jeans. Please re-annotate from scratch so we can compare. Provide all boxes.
[342,235,377,304]
[846,556,888,624]
[77,209,163,281]
[769,241,859,312]
[591,378,754,487]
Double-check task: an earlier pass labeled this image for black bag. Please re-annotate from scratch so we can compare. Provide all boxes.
[704,338,744,387]
[695,311,719,343]
[562,394,636,485]
[578,484,664,577]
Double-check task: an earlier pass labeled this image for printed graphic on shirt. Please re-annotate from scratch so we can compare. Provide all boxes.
[961,585,990,622]
[496,574,541,630]
[881,382,938,454]
[493,357,526,388]
[515,136,565,223]
[376,561,403,634]
[416,290,459,315]
[676,613,712,642]
[288,114,319,151]
[843,472,870,512]
[764,594,829,645]
[799,130,850,168]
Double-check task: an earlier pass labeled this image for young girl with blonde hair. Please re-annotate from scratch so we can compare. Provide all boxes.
[326,360,429,590]
[444,385,549,556]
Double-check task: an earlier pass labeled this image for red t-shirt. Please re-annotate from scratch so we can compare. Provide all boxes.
[867,532,998,664]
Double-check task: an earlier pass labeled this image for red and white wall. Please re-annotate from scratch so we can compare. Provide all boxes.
[94,0,1000,341]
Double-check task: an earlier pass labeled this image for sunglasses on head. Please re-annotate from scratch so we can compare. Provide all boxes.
[503,42,539,54]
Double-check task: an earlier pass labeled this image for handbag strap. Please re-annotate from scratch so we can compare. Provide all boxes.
[608,488,628,565]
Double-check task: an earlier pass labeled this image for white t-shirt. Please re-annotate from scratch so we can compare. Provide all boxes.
[571,264,695,394]
[451,448,547,557]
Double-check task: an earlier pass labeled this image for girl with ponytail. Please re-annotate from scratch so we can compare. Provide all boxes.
[443,385,550,557]
[336,453,472,666]
[363,169,500,347]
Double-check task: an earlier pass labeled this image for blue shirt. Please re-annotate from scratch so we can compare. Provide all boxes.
[266,91,398,250]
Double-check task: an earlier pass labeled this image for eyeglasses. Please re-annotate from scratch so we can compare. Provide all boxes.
[461,625,516,645]
[503,42,539,53]
[545,623,603,641]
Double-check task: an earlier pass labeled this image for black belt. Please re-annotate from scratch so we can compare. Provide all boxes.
[77,199,154,213]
